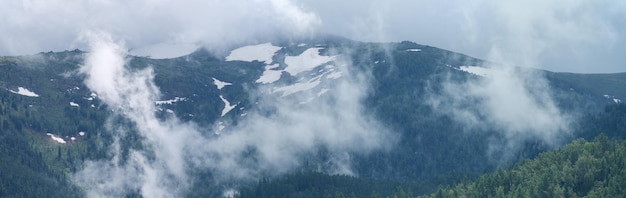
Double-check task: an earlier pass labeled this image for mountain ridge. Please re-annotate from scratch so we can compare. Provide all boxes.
[0,37,624,197]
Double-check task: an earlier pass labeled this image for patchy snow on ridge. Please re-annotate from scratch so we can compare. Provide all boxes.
[406,49,421,52]
[326,71,342,79]
[130,42,199,59]
[256,64,283,84]
[273,78,322,97]
[46,133,66,144]
[458,66,493,77]
[225,43,282,64]
[213,78,232,89]
[604,94,622,103]
[220,95,236,117]
[10,87,39,97]
[155,97,187,105]
[284,48,336,76]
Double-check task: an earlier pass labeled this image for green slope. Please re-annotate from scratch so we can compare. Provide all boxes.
[422,134,626,198]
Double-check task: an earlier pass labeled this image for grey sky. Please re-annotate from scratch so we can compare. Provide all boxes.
[295,0,626,73]
[1,0,624,73]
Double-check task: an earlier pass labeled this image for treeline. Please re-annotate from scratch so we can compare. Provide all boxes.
[233,134,626,198]
[235,171,423,198]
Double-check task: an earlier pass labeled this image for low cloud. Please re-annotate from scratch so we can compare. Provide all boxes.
[297,0,626,73]
[4,0,624,72]
[0,0,319,56]
[424,0,601,163]
[73,32,393,197]
[74,32,203,197]
[428,64,572,162]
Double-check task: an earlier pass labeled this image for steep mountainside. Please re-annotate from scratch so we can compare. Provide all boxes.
[0,37,623,197]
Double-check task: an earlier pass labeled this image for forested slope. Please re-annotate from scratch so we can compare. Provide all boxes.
[233,104,626,197]
[423,134,626,198]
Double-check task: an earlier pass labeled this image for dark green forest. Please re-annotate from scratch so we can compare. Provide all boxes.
[236,134,626,198]
[235,104,626,198]
[422,135,626,198]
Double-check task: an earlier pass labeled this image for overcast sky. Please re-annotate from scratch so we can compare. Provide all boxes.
[1,0,624,73]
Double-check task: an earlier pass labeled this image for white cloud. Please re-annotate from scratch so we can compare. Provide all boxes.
[0,0,320,56]
[73,32,393,197]
[3,0,624,72]
[75,32,199,197]
[297,0,626,73]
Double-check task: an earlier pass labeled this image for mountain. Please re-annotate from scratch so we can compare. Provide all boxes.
[0,36,624,197]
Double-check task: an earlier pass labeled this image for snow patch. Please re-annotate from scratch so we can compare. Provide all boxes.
[70,102,80,107]
[78,132,86,136]
[46,133,66,144]
[223,189,239,198]
[225,43,282,64]
[604,95,622,103]
[10,87,39,97]
[220,95,236,117]
[284,48,336,76]
[406,49,421,52]
[273,78,321,97]
[458,66,492,77]
[155,97,187,105]
[326,71,342,79]
[213,78,232,89]
[256,64,283,84]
